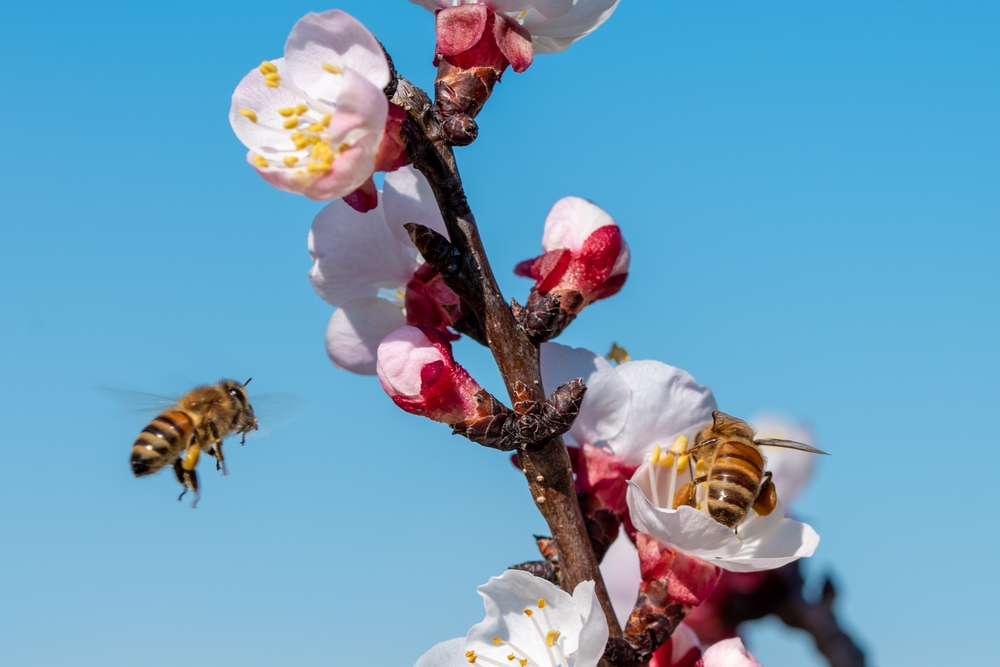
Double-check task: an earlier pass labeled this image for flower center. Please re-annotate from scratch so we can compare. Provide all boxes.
[646,435,712,516]
[465,598,570,667]
[238,61,348,175]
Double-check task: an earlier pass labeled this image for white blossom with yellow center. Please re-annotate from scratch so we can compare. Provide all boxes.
[229,10,390,200]
[413,570,608,667]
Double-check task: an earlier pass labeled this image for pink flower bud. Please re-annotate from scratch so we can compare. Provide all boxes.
[377,325,483,424]
[694,638,763,667]
[516,197,630,308]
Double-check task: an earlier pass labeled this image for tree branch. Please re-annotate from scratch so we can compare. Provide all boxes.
[392,76,622,642]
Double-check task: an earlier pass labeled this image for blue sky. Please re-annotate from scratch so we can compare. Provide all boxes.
[1,1,997,665]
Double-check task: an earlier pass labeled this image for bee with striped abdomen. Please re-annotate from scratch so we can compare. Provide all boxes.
[130,378,258,507]
[673,411,827,531]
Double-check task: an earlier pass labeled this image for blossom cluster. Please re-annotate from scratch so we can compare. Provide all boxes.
[227,5,833,667]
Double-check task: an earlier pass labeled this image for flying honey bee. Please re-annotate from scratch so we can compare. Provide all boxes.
[673,411,827,531]
[130,378,258,507]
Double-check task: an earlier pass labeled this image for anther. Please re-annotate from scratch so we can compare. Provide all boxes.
[671,434,689,455]
[296,103,308,115]
[283,156,299,167]
[283,118,299,130]
[277,107,296,117]
[545,630,561,647]
[676,455,690,474]
[322,62,343,74]
[252,155,268,168]
[466,651,475,658]
[507,654,515,662]
[695,460,708,476]
[537,598,546,608]
[650,444,661,464]
[523,609,533,616]
[258,61,278,74]
[659,453,675,468]
[237,108,258,123]
[493,638,502,646]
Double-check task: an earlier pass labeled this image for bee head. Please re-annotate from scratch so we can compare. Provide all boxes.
[221,379,257,431]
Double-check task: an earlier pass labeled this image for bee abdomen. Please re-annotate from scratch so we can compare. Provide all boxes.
[131,409,194,477]
[707,442,764,528]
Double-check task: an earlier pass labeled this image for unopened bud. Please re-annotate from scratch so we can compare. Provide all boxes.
[377,325,482,424]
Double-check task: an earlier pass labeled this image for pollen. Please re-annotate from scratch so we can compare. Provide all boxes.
[283,117,299,130]
[264,74,281,88]
[545,630,561,647]
[258,61,278,74]
[659,453,675,467]
[296,103,309,115]
[252,155,268,168]
[493,638,502,646]
[283,156,299,167]
[650,444,661,464]
[322,62,343,74]
[676,455,690,474]
[671,435,689,455]
[695,459,708,477]
[237,108,258,123]
[466,651,475,658]
[320,114,332,127]
[523,609,533,617]
[507,654,516,661]
[537,598,546,608]
[277,107,296,117]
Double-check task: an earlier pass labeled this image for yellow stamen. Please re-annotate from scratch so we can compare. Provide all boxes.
[519,661,528,667]
[493,638,502,646]
[322,62,343,74]
[296,103,309,115]
[507,654,516,661]
[283,117,299,130]
[676,455,690,474]
[545,630,561,647]
[237,108,258,123]
[283,156,299,167]
[659,453,675,468]
[466,651,475,658]
[695,459,708,477]
[523,609,533,617]
[252,155,268,168]
[607,342,631,365]
[308,123,324,132]
[671,434,689,455]
[258,61,278,74]
[537,598,546,608]
[650,444,661,465]
[277,107,296,117]
[320,113,332,127]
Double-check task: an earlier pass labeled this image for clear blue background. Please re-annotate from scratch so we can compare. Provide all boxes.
[1,1,996,665]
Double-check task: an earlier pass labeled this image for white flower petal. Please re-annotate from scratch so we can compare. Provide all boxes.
[540,343,630,447]
[230,58,304,156]
[598,527,641,632]
[493,0,574,19]
[627,482,742,560]
[285,10,390,106]
[522,0,620,53]
[700,637,763,667]
[608,361,717,466]
[325,298,406,375]
[413,637,468,667]
[308,196,418,307]
[383,166,450,248]
[627,482,820,573]
[540,196,616,253]
[571,580,609,667]
[466,570,586,663]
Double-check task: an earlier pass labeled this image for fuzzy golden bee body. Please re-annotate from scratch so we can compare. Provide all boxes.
[677,411,826,530]
[130,379,258,506]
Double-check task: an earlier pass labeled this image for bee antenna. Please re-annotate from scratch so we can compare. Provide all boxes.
[243,377,253,386]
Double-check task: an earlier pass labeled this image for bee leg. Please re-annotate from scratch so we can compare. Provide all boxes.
[173,442,202,508]
[206,422,227,475]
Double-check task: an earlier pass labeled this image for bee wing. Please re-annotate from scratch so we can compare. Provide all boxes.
[243,392,305,440]
[101,388,178,416]
[754,438,829,455]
